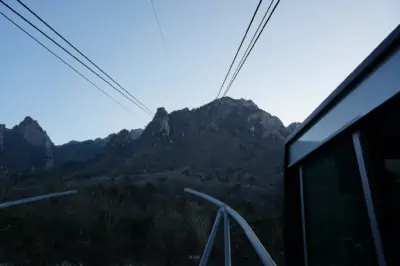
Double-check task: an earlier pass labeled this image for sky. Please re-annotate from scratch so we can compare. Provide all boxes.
[0,0,399,144]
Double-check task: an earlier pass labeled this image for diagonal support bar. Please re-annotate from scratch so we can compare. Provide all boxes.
[224,209,232,266]
[185,188,277,266]
[199,209,223,266]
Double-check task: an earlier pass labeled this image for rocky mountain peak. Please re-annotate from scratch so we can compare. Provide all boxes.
[145,107,170,137]
[247,111,284,130]
[16,117,54,170]
[154,107,168,119]
[206,97,259,121]
[215,97,257,109]
[103,129,136,156]
[284,122,302,138]
[117,129,131,138]
[287,122,302,132]
[231,97,258,108]
[130,129,144,139]
[108,129,136,145]
[1,98,300,176]
[19,116,36,125]
[13,116,53,147]
[0,117,55,172]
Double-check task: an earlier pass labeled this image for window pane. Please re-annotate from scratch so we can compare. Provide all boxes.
[285,167,306,266]
[302,137,377,266]
[361,94,400,266]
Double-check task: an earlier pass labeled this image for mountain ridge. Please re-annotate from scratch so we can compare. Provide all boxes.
[0,97,301,183]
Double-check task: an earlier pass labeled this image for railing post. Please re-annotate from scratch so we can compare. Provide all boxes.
[224,207,231,266]
[185,188,277,266]
[199,208,223,266]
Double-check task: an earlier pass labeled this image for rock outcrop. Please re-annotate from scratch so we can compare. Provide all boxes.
[0,117,54,172]
[0,117,143,174]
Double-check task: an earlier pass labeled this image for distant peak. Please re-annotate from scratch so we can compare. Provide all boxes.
[285,122,302,135]
[154,107,168,118]
[130,128,144,140]
[118,129,130,136]
[211,97,258,109]
[237,98,257,108]
[287,122,302,128]
[14,116,42,132]
[13,116,53,147]
[19,116,38,126]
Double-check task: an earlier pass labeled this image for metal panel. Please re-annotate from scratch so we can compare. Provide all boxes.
[286,25,400,146]
[352,132,386,266]
[289,46,400,165]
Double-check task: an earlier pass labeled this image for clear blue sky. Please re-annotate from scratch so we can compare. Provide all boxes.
[0,0,398,144]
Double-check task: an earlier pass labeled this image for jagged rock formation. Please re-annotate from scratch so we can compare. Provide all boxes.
[130,128,144,139]
[119,97,300,185]
[0,98,300,184]
[0,117,144,174]
[284,122,302,137]
[0,117,54,173]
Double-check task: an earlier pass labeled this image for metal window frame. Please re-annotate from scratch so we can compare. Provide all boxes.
[286,115,363,168]
[286,130,391,266]
[285,25,400,147]
[288,45,400,165]
[293,134,386,266]
[353,132,387,266]
[299,166,309,266]
[284,25,400,266]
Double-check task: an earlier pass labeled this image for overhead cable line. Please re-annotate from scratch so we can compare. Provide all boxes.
[148,0,168,52]
[13,0,153,116]
[208,0,263,117]
[0,11,137,117]
[219,0,275,101]
[213,0,280,115]
[215,0,263,100]
[1,0,154,116]
[222,0,278,97]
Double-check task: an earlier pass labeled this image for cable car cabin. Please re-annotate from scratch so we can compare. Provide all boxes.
[284,25,400,266]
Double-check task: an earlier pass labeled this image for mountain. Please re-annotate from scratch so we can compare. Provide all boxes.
[0,98,300,184]
[130,128,144,139]
[54,129,143,165]
[0,117,54,173]
[0,117,144,175]
[117,97,300,185]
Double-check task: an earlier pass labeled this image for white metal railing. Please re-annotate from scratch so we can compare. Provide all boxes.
[0,190,77,209]
[184,188,277,266]
[0,188,276,265]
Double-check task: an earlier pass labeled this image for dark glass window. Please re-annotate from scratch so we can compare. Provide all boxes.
[302,136,377,266]
[284,166,305,266]
[361,93,400,266]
